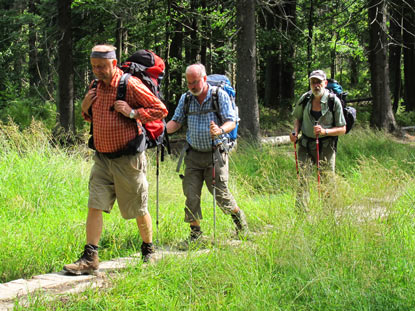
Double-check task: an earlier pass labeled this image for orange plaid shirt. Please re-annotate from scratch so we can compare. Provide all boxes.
[84,68,168,153]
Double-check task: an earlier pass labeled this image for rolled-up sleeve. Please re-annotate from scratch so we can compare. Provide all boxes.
[128,77,168,123]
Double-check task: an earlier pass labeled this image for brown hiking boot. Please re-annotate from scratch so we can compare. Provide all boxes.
[231,209,249,236]
[63,244,99,275]
[141,242,156,263]
[178,226,203,250]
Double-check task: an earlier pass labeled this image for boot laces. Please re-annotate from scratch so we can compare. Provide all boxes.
[76,245,96,263]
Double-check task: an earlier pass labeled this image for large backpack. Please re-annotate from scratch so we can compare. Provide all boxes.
[326,79,356,134]
[88,50,170,158]
[120,50,170,152]
[121,49,165,101]
[301,80,356,134]
[183,74,239,147]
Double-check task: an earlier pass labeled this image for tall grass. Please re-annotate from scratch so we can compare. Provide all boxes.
[3,122,415,310]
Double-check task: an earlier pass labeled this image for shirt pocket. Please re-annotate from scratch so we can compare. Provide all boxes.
[320,110,334,127]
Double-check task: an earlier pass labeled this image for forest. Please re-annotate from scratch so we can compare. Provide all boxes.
[3,1,415,308]
[0,0,414,140]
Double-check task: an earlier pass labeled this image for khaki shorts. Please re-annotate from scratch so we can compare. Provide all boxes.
[88,152,148,219]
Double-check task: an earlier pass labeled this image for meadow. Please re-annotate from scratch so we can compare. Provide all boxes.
[2,121,415,310]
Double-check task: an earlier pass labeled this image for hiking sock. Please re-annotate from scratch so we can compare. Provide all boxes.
[189,225,202,241]
[141,242,155,251]
[141,242,155,262]
[86,244,99,251]
[190,225,201,233]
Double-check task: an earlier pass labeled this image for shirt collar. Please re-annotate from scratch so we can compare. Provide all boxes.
[109,67,123,88]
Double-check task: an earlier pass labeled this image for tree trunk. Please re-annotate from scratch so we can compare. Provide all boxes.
[368,0,397,131]
[167,16,184,118]
[403,4,415,111]
[260,4,280,109]
[279,0,296,110]
[163,0,172,112]
[261,1,295,113]
[236,0,260,142]
[306,0,314,74]
[264,54,280,108]
[189,0,200,62]
[57,0,75,135]
[349,55,359,87]
[28,0,40,96]
[200,0,207,66]
[389,0,403,113]
[115,18,124,62]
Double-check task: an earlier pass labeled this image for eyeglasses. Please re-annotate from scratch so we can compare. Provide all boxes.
[187,79,201,86]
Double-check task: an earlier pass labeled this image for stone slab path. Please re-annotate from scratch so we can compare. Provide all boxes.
[0,248,211,310]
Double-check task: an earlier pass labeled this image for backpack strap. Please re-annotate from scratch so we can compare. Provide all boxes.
[91,79,98,89]
[117,73,131,101]
[327,93,339,148]
[328,93,335,113]
[211,86,224,125]
[300,92,312,107]
[183,87,222,121]
[88,79,99,117]
[183,91,191,118]
[328,93,337,127]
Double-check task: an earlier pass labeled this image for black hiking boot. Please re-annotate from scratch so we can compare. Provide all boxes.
[231,209,249,237]
[63,244,99,275]
[141,242,156,263]
[178,225,203,250]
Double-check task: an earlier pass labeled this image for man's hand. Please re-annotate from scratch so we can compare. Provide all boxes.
[113,100,133,118]
[313,124,324,136]
[210,121,222,138]
[81,88,97,115]
[290,131,298,143]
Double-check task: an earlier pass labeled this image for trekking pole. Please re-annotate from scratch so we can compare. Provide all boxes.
[314,122,321,196]
[212,140,217,245]
[292,131,300,181]
[156,145,160,244]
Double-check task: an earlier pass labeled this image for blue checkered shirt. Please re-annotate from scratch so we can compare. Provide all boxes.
[172,85,236,152]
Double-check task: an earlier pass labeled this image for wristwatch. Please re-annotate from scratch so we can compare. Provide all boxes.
[129,109,135,119]
[221,128,225,135]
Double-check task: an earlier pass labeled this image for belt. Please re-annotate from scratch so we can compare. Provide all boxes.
[97,149,137,159]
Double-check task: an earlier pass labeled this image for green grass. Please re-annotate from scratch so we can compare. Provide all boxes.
[2,121,415,310]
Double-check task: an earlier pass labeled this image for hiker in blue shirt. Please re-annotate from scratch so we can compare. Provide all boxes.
[166,63,248,247]
[290,70,346,210]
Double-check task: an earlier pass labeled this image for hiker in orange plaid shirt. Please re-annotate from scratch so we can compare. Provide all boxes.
[64,44,167,275]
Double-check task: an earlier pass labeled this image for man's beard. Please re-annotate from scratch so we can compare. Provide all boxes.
[190,88,203,96]
[312,88,324,97]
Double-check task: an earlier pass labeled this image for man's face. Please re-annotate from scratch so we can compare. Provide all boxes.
[91,58,116,82]
[186,71,206,96]
[310,78,327,97]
